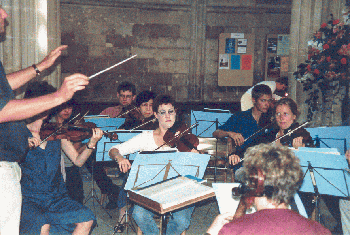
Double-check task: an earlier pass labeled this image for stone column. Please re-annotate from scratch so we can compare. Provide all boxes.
[188,0,207,101]
[0,0,61,96]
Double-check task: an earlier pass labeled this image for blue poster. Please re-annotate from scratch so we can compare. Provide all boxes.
[225,38,235,53]
[231,55,241,70]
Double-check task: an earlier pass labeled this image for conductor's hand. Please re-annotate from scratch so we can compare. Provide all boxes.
[227,132,244,146]
[37,45,68,72]
[206,212,235,235]
[56,74,89,102]
[292,136,305,149]
[118,158,131,173]
[228,154,241,165]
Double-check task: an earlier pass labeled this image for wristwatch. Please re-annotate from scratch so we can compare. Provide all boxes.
[86,144,96,150]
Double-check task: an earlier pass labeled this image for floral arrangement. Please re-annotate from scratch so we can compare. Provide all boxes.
[293,12,350,121]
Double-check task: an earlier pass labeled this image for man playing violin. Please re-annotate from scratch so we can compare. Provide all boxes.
[213,84,273,175]
[0,6,89,235]
[109,95,198,234]
[100,81,137,118]
[20,81,103,235]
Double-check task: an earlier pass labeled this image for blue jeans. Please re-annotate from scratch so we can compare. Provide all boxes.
[132,205,194,235]
[117,173,128,208]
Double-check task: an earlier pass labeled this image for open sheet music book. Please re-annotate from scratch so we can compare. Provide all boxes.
[128,176,215,214]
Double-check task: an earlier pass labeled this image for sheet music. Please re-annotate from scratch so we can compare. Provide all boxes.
[212,183,243,214]
[134,176,214,210]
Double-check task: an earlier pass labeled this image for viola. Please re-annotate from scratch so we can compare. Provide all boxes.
[162,123,199,152]
[40,122,118,143]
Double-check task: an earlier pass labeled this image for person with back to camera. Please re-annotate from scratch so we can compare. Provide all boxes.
[205,143,331,235]
[0,6,89,235]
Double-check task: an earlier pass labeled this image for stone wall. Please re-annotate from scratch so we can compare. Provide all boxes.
[60,0,291,104]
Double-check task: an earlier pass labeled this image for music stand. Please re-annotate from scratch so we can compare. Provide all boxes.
[82,117,126,218]
[125,151,212,235]
[84,151,113,219]
[92,130,147,234]
[294,148,350,222]
[191,110,232,182]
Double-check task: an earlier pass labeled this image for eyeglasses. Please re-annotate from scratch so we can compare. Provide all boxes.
[275,112,290,118]
[158,109,176,116]
[119,95,133,99]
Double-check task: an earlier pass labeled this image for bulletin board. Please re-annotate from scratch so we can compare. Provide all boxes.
[265,34,290,80]
[218,33,255,86]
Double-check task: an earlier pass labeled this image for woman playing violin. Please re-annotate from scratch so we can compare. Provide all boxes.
[268,97,314,148]
[118,90,158,130]
[109,95,198,234]
[19,81,103,235]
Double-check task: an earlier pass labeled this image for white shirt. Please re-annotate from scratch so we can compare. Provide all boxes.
[240,81,282,111]
[109,131,176,156]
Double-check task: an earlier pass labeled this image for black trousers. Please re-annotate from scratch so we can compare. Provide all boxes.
[65,165,84,204]
[85,154,120,196]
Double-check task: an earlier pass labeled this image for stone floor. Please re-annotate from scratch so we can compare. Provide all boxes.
[82,167,221,235]
[81,168,343,235]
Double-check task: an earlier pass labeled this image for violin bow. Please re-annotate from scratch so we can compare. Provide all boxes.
[243,121,274,144]
[154,123,199,151]
[236,121,310,163]
[88,54,137,80]
[227,122,274,156]
[116,105,139,119]
[130,117,157,131]
[73,110,90,125]
[272,121,309,143]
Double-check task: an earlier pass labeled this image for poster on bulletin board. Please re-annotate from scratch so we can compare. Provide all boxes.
[218,33,254,86]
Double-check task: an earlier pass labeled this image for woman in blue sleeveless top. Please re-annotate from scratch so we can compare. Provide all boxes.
[19,81,103,235]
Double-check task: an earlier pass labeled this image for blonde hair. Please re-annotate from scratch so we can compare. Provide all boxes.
[243,143,303,204]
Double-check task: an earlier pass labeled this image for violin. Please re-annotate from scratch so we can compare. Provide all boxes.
[40,122,118,143]
[273,122,313,147]
[162,122,199,152]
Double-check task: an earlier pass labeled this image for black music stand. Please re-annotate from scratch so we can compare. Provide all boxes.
[294,148,350,222]
[191,110,232,182]
[84,150,113,219]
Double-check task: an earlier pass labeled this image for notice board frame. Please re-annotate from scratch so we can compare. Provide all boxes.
[218,33,255,87]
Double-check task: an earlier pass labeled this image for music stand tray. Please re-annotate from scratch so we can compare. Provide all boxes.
[128,176,215,214]
[294,148,350,198]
